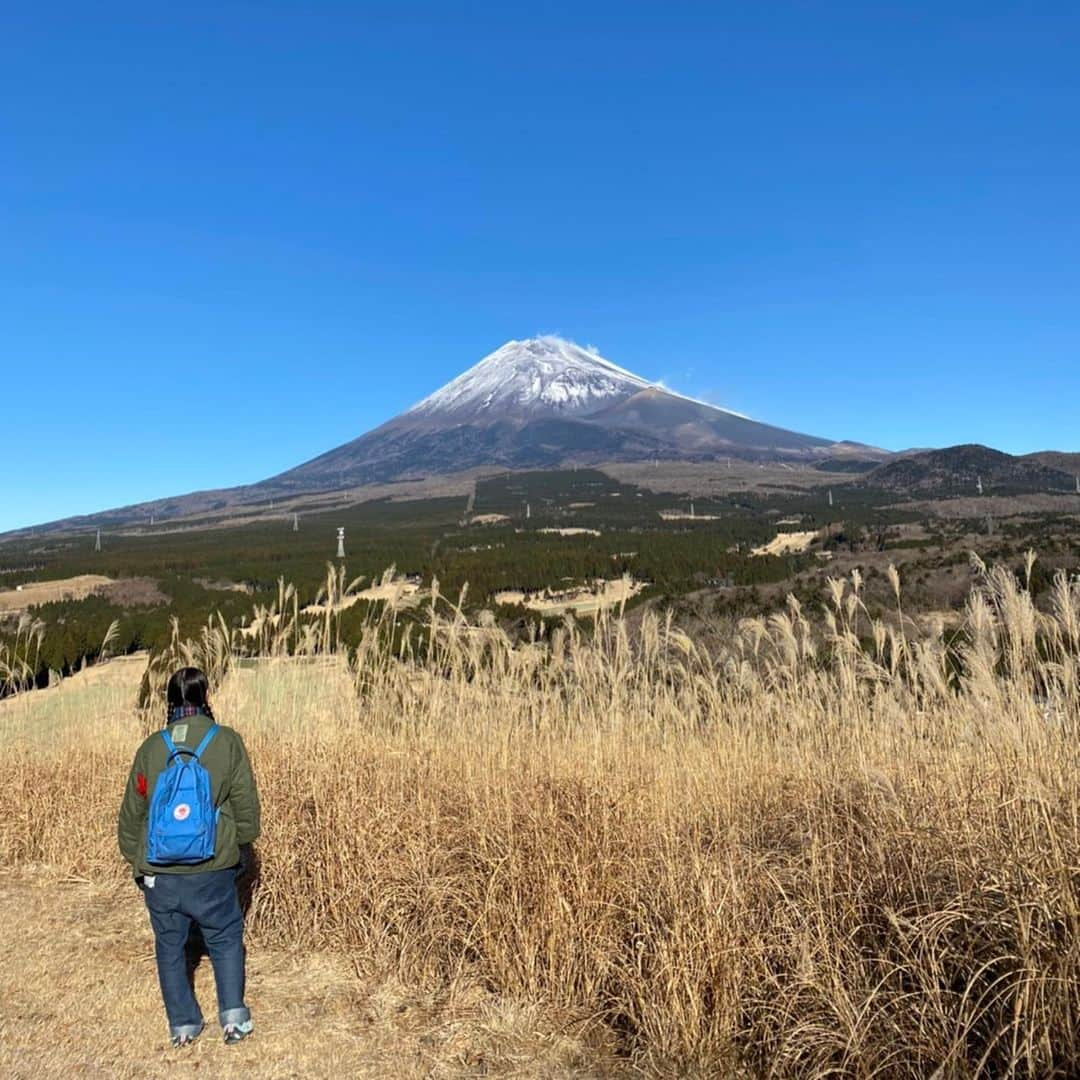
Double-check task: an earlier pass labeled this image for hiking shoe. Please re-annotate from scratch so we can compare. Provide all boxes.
[223,1020,254,1045]
[170,1029,202,1048]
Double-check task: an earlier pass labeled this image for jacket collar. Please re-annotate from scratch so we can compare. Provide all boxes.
[168,704,208,724]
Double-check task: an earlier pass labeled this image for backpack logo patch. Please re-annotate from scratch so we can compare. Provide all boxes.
[173,803,191,821]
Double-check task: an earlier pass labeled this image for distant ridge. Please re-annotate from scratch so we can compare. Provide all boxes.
[864,444,1077,494]
[1022,450,1080,476]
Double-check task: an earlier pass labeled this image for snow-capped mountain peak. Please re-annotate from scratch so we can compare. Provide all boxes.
[406,337,653,421]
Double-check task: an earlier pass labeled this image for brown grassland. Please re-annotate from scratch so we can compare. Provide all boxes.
[0,573,114,613]
[1,557,1078,1077]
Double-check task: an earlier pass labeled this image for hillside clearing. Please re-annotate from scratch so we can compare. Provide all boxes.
[750,530,818,556]
[493,576,644,615]
[0,652,149,746]
[0,574,113,613]
[301,579,420,615]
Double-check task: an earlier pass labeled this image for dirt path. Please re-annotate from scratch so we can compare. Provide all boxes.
[0,869,614,1079]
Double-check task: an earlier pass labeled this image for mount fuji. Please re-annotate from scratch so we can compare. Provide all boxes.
[13,337,857,533]
[267,337,839,493]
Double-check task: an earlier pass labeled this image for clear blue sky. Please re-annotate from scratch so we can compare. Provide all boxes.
[3,3,1078,532]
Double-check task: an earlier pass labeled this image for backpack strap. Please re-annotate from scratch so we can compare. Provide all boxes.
[192,724,219,760]
[160,729,188,764]
[160,725,218,765]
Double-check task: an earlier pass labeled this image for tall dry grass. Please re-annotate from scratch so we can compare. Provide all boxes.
[2,559,1079,1076]
[0,611,45,690]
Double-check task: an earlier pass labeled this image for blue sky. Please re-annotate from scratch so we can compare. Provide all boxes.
[3,3,1078,532]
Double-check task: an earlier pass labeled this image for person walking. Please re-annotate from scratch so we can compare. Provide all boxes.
[118,666,261,1047]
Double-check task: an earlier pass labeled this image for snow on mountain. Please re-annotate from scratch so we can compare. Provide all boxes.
[406,337,654,421]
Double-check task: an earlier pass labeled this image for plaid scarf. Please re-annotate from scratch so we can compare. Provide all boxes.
[168,704,207,724]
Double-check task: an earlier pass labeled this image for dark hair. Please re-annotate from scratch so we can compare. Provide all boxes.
[165,667,215,722]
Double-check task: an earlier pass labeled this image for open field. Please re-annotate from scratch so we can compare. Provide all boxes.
[536,526,602,537]
[600,459,833,496]
[302,577,421,614]
[0,573,113,613]
[0,651,148,746]
[494,576,645,616]
[750,530,819,557]
[2,562,1079,1075]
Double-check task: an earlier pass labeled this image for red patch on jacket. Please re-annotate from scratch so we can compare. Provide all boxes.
[136,772,147,799]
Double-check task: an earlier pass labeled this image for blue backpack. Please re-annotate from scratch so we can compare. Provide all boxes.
[146,725,220,865]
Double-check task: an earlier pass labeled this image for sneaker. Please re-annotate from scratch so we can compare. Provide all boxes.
[223,1020,254,1045]
[170,1028,202,1048]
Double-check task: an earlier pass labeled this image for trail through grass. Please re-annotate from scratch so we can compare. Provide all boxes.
[0,869,610,1078]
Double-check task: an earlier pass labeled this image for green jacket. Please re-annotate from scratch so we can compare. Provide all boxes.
[117,712,260,876]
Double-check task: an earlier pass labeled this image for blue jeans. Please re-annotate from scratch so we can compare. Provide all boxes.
[143,867,251,1038]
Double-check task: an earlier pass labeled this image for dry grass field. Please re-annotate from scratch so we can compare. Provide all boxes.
[0,573,113,613]
[0,651,148,746]
[0,867,613,1079]
[1,558,1078,1076]
[0,657,615,1079]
